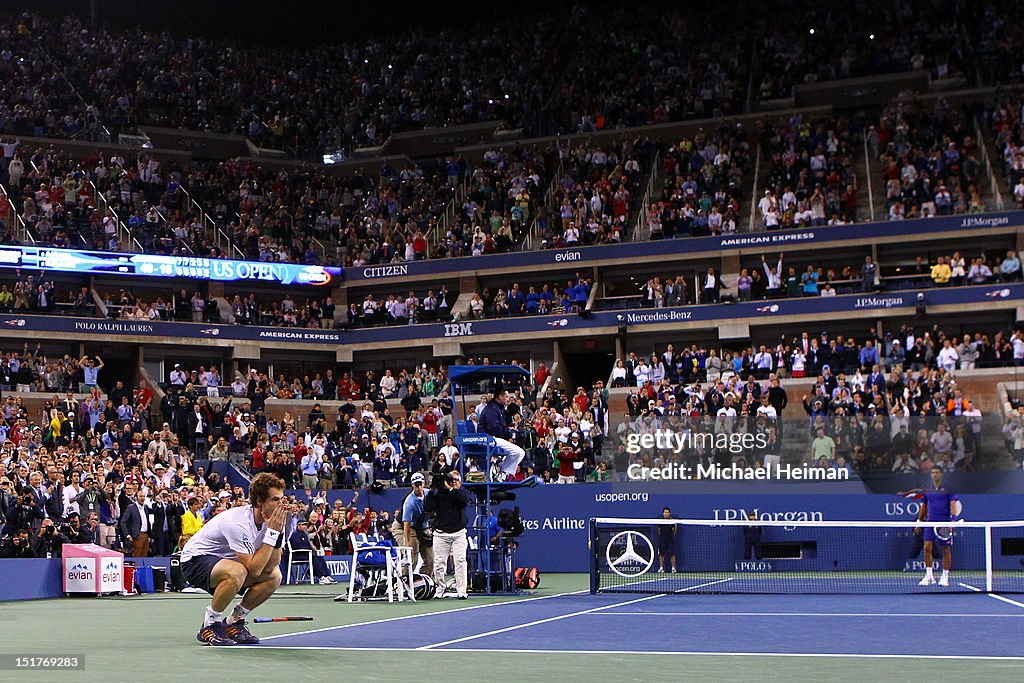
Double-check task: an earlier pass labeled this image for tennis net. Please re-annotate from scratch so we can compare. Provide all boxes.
[590,517,1024,594]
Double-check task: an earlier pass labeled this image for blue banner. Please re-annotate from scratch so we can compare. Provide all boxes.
[346,211,1021,281]
[0,246,342,286]
[305,474,1024,573]
[1,282,1015,347]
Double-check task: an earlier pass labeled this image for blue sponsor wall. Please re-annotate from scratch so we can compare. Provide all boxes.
[5,474,1023,600]
[0,282,1019,347]
[346,211,1019,282]
[305,473,1024,573]
[0,555,171,602]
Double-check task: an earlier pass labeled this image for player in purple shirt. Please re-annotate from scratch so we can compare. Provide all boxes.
[918,466,961,587]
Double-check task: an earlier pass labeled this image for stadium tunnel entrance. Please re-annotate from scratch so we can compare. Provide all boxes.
[83,342,139,394]
[557,337,616,393]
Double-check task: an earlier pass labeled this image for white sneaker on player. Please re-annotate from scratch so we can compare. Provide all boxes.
[919,575,936,586]
[938,574,950,587]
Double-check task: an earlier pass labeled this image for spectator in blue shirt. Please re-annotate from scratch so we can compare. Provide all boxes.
[80,355,103,393]
[859,340,879,368]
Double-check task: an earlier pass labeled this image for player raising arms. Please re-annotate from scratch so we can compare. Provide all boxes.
[180,473,289,645]
[918,465,961,588]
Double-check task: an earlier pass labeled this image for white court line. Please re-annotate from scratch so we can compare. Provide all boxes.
[248,645,1024,661]
[585,611,1024,618]
[958,582,1024,610]
[261,589,589,641]
[416,578,733,650]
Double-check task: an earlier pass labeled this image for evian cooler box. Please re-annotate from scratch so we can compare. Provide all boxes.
[62,544,124,595]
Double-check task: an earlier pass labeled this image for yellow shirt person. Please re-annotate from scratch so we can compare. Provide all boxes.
[182,506,204,536]
[930,257,951,285]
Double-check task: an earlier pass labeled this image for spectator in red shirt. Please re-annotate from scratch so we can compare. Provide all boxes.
[557,445,577,484]
[534,361,551,387]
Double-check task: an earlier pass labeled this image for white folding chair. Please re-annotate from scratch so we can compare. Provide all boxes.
[284,539,315,585]
[346,534,415,603]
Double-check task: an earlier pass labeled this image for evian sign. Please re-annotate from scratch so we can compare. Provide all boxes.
[64,558,97,593]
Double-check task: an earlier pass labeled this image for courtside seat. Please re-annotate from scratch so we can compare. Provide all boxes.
[346,534,415,603]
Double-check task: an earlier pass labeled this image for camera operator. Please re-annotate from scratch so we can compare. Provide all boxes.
[63,512,95,544]
[423,470,469,599]
[0,528,34,558]
[31,519,70,558]
[4,490,42,536]
[74,475,104,520]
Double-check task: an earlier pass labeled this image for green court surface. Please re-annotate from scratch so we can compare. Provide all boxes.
[3,574,1024,682]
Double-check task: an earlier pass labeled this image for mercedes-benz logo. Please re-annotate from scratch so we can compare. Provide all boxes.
[606,530,655,577]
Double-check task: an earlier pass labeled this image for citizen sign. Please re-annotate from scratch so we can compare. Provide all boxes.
[362,265,410,279]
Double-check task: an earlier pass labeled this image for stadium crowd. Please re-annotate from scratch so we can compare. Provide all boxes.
[877,97,984,220]
[757,114,859,228]
[612,324,1024,478]
[0,5,746,159]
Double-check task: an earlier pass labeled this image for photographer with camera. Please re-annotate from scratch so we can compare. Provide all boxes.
[63,512,95,544]
[31,519,70,558]
[0,528,34,558]
[423,469,469,599]
[3,489,42,536]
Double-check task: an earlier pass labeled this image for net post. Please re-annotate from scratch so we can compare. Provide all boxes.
[589,517,598,595]
[985,524,993,593]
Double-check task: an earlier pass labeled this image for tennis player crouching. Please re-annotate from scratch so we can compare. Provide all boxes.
[180,473,289,646]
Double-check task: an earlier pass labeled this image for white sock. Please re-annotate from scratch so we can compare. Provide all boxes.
[204,606,224,627]
[924,567,934,578]
[941,569,950,578]
[229,604,251,624]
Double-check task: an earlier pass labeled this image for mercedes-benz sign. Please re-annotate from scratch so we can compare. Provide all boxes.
[605,530,655,577]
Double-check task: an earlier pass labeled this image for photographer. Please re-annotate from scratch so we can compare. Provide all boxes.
[75,475,104,519]
[4,490,42,535]
[0,528,34,558]
[31,519,70,558]
[423,470,469,599]
[63,512,95,544]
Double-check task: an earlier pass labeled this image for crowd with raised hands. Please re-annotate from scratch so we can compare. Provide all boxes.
[757,114,859,228]
[0,347,105,394]
[876,97,985,221]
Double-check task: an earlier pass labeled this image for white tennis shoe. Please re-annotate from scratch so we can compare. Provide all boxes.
[938,574,950,587]
[918,575,936,586]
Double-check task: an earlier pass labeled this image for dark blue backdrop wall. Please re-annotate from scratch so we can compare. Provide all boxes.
[306,473,1024,572]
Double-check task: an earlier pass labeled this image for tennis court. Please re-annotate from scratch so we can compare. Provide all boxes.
[5,574,1024,681]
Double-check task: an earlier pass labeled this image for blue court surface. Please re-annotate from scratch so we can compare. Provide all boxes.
[257,586,1024,660]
